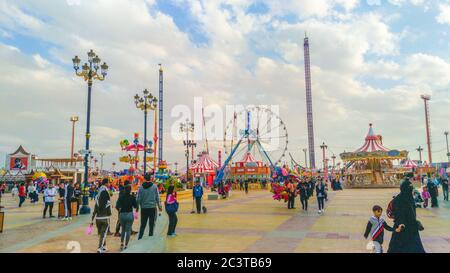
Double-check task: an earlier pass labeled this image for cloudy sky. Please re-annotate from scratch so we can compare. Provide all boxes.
[0,0,449,170]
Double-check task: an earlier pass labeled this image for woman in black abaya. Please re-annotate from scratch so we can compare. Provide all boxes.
[387,179,426,253]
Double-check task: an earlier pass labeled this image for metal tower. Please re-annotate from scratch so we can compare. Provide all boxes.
[303,34,316,169]
[158,64,163,164]
[421,94,432,164]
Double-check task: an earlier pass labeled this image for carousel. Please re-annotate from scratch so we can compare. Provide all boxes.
[340,124,408,188]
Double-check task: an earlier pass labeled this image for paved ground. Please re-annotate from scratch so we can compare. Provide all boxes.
[1,187,450,253]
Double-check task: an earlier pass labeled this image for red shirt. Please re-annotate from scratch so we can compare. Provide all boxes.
[19,186,26,197]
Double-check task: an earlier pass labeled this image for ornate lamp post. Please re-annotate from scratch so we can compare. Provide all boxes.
[72,49,109,215]
[70,116,79,161]
[180,119,195,185]
[320,142,328,181]
[302,148,308,169]
[134,89,157,175]
[99,152,105,174]
[416,146,423,166]
[445,131,450,164]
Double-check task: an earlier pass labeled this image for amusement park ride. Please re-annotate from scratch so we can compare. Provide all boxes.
[340,124,408,188]
[214,106,289,185]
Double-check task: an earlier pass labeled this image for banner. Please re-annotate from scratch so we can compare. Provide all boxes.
[9,157,28,171]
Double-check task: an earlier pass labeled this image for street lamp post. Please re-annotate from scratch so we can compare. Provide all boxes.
[134,89,158,176]
[72,49,109,215]
[99,152,105,174]
[302,148,308,169]
[445,131,450,164]
[320,142,328,181]
[416,146,423,166]
[70,116,79,162]
[180,119,195,186]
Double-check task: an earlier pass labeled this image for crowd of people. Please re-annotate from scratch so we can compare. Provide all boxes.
[1,168,448,254]
[282,176,342,214]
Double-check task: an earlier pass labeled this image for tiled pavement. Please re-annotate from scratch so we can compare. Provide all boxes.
[1,187,450,253]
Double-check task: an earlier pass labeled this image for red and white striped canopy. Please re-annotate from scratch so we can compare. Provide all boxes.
[355,124,390,153]
[190,151,219,174]
[402,159,418,168]
[238,152,264,167]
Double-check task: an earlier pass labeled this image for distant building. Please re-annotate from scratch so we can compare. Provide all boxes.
[1,145,84,184]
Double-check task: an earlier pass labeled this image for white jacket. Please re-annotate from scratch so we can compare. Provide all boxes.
[44,188,57,203]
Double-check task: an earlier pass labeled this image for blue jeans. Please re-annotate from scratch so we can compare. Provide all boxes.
[19,196,25,207]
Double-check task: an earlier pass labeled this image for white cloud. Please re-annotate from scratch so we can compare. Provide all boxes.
[0,0,449,168]
[436,4,450,25]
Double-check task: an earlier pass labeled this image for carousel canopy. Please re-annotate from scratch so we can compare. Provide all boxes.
[402,159,418,168]
[190,151,219,174]
[340,123,408,161]
[355,124,389,152]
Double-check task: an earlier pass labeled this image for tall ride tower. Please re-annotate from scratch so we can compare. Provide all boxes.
[421,94,432,164]
[158,64,164,164]
[303,34,316,169]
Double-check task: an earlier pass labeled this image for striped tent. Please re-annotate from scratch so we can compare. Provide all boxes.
[402,159,418,168]
[355,123,390,152]
[190,151,219,174]
[236,152,264,167]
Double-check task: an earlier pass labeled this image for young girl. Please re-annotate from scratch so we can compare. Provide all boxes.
[421,186,431,208]
[165,185,178,237]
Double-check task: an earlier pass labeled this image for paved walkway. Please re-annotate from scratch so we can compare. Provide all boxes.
[1,188,450,253]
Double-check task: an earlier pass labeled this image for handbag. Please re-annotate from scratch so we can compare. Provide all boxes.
[165,202,179,213]
[417,220,425,231]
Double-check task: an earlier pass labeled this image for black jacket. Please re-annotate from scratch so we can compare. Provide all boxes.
[91,186,112,221]
[116,194,137,213]
[296,183,309,198]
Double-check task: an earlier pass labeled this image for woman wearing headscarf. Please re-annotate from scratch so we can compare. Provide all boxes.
[387,179,426,253]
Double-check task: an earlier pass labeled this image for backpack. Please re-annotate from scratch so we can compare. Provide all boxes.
[386,197,395,219]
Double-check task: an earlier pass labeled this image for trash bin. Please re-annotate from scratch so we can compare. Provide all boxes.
[71,201,78,217]
[0,211,4,233]
[58,201,65,218]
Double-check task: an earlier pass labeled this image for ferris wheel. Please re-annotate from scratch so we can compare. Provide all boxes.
[223,106,289,166]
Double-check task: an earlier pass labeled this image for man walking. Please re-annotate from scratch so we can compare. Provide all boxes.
[316,179,326,214]
[18,182,26,207]
[297,181,309,211]
[286,180,295,209]
[441,176,448,201]
[136,173,162,240]
[193,181,204,213]
[91,178,112,253]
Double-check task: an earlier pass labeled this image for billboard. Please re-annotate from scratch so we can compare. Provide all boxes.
[9,157,28,171]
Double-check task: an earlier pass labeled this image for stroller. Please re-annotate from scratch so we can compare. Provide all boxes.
[413,189,424,208]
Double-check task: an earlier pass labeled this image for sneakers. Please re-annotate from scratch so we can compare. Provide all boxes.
[318,210,322,214]
[97,248,104,253]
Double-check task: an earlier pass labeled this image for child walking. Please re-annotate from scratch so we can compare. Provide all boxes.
[364,205,403,253]
[421,186,431,208]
